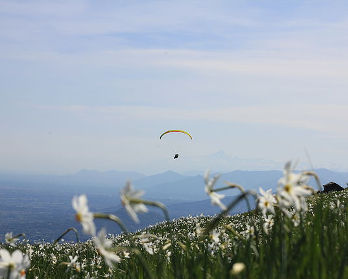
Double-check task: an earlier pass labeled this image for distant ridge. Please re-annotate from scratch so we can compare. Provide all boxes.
[1,168,348,191]
[0,169,145,189]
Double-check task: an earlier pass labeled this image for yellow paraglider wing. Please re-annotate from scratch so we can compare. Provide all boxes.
[160,130,192,140]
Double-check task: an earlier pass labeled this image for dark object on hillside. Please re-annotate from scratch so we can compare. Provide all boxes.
[174,154,179,159]
[318,182,345,193]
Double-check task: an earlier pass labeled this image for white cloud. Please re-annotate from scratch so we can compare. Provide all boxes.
[37,104,348,138]
[3,46,348,81]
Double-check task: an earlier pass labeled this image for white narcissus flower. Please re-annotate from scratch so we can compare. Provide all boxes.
[209,229,220,244]
[93,229,121,268]
[67,255,81,272]
[231,262,246,275]
[207,191,227,211]
[0,249,30,279]
[277,162,313,212]
[5,232,19,247]
[204,171,226,210]
[291,212,301,227]
[143,242,156,255]
[282,209,302,227]
[120,182,148,223]
[72,194,96,236]
[330,200,344,211]
[123,251,130,258]
[204,170,220,192]
[257,188,276,216]
[263,215,274,234]
[50,253,57,265]
[195,224,203,236]
[67,255,78,268]
[280,161,310,186]
[277,183,312,212]
[242,225,255,239]
[137,233,158,255]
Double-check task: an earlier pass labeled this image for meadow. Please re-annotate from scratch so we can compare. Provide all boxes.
[0,163,347,279]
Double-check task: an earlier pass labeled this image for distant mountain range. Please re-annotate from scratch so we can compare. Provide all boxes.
[0,167,347,241]
[0,169,144,190]
[2,167,347,195]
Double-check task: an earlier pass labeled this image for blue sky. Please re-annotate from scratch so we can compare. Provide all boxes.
[1,0,348,174]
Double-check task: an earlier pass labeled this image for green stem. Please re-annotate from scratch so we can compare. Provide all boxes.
[213,185,234,192]
[204,192,251,235]
[224,224,244,240]
[302,171,323,191]
[214,184,256,211]
[7,233,26,244]
[133,249,155,279]
[53,227,79,244]
[93,213,128,233]
[142,200,170,222]
[6,266,10,279]
[12,233,26,240]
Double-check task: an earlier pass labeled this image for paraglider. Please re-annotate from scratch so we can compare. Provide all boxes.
[160,130,192,159]
[159,130,192,140]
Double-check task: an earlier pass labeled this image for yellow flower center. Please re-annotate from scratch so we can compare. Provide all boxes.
[284,184,291,193]
[75,213,82,222]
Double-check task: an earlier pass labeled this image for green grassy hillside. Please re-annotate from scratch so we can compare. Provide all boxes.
[1,188,347,279]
